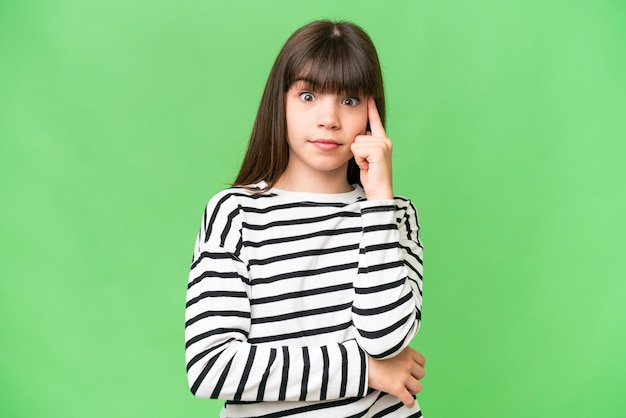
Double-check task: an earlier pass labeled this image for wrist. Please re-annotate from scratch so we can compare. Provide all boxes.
[367,356,378,389]
[365,191,393,200]
[363,183,393,201]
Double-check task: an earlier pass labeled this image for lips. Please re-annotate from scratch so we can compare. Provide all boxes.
[310,139,340,151]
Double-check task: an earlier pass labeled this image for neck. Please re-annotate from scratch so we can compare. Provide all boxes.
[274,165,353,194]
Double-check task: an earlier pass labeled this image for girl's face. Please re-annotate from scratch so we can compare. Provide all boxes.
[284,80,368,182]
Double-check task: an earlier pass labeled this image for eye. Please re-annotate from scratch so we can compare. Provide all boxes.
[342,97,360,107]
[299,92,316,102]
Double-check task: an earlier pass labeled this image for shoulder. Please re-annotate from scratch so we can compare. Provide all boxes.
[198,183,270,244]
[204,182,270,213]
[392,194,415,209]
[392,195,420,225]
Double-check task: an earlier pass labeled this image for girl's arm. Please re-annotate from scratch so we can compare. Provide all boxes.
[185,193,369,401]
[351,197,424,359]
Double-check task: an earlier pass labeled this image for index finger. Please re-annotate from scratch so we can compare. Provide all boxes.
[367,97,386,138]
[412,350,426,367]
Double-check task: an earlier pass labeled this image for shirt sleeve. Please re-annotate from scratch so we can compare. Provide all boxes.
[185,192,369,401]
[352,198,424,359]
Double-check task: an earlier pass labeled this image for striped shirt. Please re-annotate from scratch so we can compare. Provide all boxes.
[185,182,424,417]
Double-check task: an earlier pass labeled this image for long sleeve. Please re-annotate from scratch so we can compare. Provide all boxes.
[352,198,424,359]
[184,192,369,402]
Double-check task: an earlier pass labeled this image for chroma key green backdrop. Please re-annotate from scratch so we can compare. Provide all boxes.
[1,0,625,417]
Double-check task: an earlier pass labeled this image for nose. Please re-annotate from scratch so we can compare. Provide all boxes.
[316,98,341,130]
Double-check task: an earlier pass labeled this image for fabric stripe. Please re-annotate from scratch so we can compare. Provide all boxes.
[251,262,359,285]
[256,348,277,401]
[234,346,257,401]
[300,347,310,401]
[251,302,352,324]
[248,243,359,266]
[211,357,234,399]
[339,344,348,398]
[243,227,362,247]
[248,321,352,344]
[186,290,248,308]
[250,283,353,305]
[279,347,289,401]
[358,346,367,397]
[242,211,361,231]
[320,346,329,400]
[351,293,413,316]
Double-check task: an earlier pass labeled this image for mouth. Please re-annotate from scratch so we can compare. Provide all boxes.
[310,139,341,150]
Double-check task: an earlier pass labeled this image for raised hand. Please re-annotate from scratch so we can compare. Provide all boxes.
[367,346,426,408]
[350,98,393,200]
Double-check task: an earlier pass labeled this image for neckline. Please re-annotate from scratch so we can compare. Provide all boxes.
[268,184,364,203]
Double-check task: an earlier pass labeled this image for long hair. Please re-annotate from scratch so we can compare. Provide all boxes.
[233,20,386,189]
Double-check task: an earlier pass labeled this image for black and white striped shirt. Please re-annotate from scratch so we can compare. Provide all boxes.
[185,182,424,417]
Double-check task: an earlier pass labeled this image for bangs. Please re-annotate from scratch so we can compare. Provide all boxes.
[285,39,380,97]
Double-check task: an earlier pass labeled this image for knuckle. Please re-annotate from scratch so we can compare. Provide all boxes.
[391,381,404,394]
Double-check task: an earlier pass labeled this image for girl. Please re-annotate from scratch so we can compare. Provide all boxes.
[185,20,425,417]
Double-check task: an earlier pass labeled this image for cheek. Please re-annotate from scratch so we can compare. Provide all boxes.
[285,108,299,140]
[358,110,368,133]
[345,108,368,134]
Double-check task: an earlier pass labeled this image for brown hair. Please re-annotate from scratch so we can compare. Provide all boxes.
[233,20,385,189]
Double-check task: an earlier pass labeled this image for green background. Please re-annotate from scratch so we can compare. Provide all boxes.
[1,0,625,416]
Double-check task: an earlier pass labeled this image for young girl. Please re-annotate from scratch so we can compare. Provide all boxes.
[185,20,425,417]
